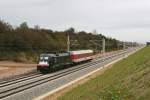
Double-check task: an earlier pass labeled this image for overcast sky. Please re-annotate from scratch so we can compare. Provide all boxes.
[1,0,150,43]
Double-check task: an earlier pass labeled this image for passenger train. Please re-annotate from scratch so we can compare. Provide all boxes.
[37,50,93,73]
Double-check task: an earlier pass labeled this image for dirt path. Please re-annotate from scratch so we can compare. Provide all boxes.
[0,61,36,80]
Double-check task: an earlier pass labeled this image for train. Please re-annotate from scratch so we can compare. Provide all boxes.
[37,50,94,73]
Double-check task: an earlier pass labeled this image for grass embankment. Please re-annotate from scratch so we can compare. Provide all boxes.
[59,46,150,100]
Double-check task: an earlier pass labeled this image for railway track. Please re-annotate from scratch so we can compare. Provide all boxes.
[0,47,140,99]
[0,72,42,84]
[0,73,43,87]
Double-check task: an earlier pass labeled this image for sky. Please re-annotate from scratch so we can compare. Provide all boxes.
[0,0,150,43]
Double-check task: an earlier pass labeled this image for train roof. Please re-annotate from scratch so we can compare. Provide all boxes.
[40,52,70,57]
[40,53,56,57]
[69,50,93,55]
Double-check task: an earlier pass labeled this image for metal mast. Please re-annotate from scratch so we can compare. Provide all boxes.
[67,34,70,52]
[123,42,126,50]
[102,38,105,53]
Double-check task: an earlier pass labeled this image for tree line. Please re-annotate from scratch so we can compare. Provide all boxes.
[0,19,134,62]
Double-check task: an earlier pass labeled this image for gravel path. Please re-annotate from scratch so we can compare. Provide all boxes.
[0,61,36,80]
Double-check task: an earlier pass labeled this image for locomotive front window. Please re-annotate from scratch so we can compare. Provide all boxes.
[39,57,49,61]
[44,57,48,59]
[38,56,50,65]
[39,57,43,61]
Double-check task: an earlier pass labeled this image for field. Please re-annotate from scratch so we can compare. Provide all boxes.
[58,46,150,100]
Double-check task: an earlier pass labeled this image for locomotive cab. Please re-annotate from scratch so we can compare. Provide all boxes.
[37,54,55,72]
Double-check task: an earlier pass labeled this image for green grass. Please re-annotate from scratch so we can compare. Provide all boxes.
[58,46,150,100]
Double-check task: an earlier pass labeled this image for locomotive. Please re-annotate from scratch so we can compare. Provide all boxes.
[37,50,93,73]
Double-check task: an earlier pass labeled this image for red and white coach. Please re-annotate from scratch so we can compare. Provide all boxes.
[70,50,94,63]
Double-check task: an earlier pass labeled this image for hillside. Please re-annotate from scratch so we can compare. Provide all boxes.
[59,46,150,100]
